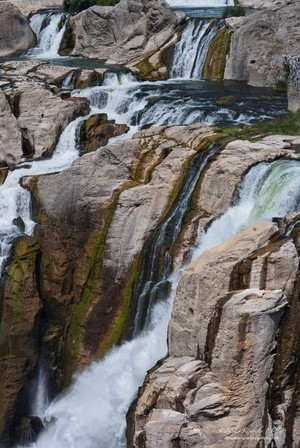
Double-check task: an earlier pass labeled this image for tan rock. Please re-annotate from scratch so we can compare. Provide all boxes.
[0,89,22,166]
[63,0,185,70]
[0,0,63,17]
[224,3,300,86]
[0,2,35,57]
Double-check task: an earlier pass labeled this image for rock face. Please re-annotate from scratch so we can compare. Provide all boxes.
[0,89,23,167]
[0,0,64,17]
[224,2,300,86]
[61,0,185,77]
[238,0,291,7]
[32,124,215,384]
[0,79,89,165]
[0,2,35,57]
[129,218,300,447]
[285,55,300,112]
[0,237,41,447]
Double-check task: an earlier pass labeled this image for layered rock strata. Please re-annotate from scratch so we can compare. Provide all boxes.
[129,216,300,448]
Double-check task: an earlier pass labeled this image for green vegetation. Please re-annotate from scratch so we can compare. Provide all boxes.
[216,95,236,107]
[64,0,119,12]
[275,79,288,92]
[215,110,300,140]
[203,27,232,80]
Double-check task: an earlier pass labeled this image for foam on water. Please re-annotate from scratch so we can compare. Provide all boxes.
[22,158,300,448]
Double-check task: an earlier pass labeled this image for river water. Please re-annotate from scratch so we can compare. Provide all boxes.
[0,3,297,447]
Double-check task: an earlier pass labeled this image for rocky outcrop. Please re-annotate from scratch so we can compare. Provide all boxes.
[0,0,63,17]
[0,89,23,167]
[129,217,300,447]
[285,55,300,112]
[0,2,35,57]
[224,2,300,86]
[0,236,41,446]
[30,124,215,385]
[238,0,291,7]
[80,113,130,153]
[60,0,185,78]
[0,79,89,164]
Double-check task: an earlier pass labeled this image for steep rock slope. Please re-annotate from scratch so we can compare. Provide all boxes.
[129,218,300,447]
[224,2,300,87]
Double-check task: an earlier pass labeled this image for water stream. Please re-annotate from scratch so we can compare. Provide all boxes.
[20,158,300,448]
[0,2,296,447]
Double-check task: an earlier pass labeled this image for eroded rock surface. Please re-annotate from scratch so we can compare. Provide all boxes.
[0,2,35,57]
[129,218,300,447]
[224,2,300,86]
[61,0,185,77]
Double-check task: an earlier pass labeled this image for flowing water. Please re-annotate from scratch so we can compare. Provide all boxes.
[170,19,221,79]
[167,0,234,7]
[0,2,296,447]
[27,12,68,58]
[20,158,300,448]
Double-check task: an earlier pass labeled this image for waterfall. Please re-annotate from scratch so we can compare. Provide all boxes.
[27,12,68,58]
[170,19,221,79]
[129,143,218,337]
[20,157,300,448]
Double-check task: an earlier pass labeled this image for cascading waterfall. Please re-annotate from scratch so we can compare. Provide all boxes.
[21,157,300,448]
[170,19,221,79]
[27,12,68,58]
[129,143,218,337]
[75,72,287,130]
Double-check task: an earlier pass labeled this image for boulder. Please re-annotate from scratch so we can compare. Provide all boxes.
[129,218,300,447]
[0,89,23,167]
[224,2,300,86]
[61,0,185,74]
[80,113,130,153]
[0,2,35,57]
[4,80,89,162]
[0,0,63,17]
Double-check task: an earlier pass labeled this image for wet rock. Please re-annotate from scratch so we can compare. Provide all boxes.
[13,416,44,446]
[80,113,130,153]
[284,55,300,112]
[0,2,35,57]
[63,0,185,76]
[224,2,300,86]
[5,80,89,161]
[0,236,41,444]
[129,219,300,447]
[32,124,215,384]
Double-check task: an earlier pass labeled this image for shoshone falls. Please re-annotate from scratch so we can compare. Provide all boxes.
[0,0,300,447]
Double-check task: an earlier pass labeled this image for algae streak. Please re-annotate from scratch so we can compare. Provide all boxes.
[203,27,232,80]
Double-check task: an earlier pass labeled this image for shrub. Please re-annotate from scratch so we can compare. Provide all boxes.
[216,95,237,107]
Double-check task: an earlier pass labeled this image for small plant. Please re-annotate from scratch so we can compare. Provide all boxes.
[64,0,119,12]
[275,79,288,92]
[216,95,237,107]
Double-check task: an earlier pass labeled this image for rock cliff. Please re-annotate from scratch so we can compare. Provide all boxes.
[128,216,300,448]
[224,2,300,87]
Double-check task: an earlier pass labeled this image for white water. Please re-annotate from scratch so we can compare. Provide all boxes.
[22,157,300,448]
[0,115,86,285]
[28,12,67,58]
[171,19,220,79]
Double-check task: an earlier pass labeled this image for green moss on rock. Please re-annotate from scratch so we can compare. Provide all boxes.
[203,27,232,80]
